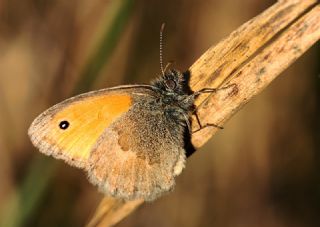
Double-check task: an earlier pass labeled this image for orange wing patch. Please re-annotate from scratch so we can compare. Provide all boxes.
[28,92,132,169]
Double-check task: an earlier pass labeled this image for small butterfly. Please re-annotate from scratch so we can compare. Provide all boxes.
[28,68,202,201]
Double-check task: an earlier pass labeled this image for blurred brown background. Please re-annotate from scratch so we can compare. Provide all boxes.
[0,0,319,226]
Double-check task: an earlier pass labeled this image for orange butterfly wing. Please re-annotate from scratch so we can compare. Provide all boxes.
[28,87,135,168]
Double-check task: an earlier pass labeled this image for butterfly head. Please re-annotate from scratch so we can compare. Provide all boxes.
[152,69,187,95]
[149,69,194,128]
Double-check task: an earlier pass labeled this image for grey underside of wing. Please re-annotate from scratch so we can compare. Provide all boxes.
[87,101,186,201]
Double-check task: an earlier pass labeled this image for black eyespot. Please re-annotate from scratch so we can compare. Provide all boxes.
[59,120,69,130]
[165,79,177,90]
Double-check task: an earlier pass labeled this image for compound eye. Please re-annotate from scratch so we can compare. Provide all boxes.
[165,79,177,90]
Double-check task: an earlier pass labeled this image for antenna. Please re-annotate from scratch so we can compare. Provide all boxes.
[160,23,165,76]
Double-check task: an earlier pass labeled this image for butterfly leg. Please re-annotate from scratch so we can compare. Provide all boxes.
[191,111,223,134]
[190,84,237,134]
[193,83,237,96]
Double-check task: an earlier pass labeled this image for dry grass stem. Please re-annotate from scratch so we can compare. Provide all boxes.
[86,197,143,227]
[87,0,320,226]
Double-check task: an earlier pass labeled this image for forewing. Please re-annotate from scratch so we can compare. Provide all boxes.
[28,87,135,169]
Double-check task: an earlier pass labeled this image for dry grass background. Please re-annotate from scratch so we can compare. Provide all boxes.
[0,0,319,226]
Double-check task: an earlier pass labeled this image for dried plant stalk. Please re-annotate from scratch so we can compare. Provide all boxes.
[87,0,320,226]
[86,197,143,227]
[190,0,320,147]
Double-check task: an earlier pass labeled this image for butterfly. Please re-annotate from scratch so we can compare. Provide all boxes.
[28,69,200,201]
